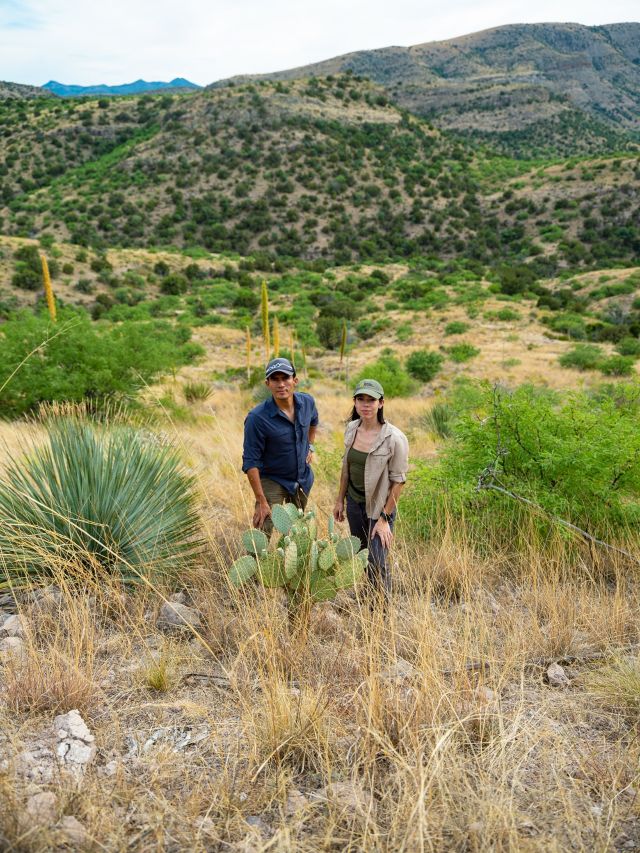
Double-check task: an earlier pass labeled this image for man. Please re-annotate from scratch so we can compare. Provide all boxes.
[242,357,319,534]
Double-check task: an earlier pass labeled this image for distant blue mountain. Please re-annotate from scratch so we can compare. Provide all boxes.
[42,78,201,97]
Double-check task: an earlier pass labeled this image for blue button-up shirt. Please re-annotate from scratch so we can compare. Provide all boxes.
[242,392,319,495]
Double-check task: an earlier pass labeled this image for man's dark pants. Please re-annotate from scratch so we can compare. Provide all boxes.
[260,477,308,537]
[346,495,395,598]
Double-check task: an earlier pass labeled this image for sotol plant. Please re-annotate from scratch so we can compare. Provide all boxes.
[229,503,368,605]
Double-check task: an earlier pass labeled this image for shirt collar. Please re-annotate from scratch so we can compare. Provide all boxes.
[267,393,298,418]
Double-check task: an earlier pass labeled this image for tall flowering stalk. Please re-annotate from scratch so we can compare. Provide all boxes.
[41,254,56,322]
[339,321,347,365]
[261,280,270,362]
[272,316,280,357]
[289,329,295,366]
[245,326,252,380]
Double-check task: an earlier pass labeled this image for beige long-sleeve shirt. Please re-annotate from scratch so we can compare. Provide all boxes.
[341,419,409,519]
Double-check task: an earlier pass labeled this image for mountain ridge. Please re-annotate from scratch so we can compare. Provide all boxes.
[43,78,201,97]
[207,22,640,156]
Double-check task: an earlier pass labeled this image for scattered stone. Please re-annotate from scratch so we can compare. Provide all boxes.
[474,685,497,704]
[468,821,484,833]
[101,760,118,777]
[546,662,570,688]
[15,741,58,785]
[169,591,187,605]
[156,601,201,633]
[54,710,96,782]
[56,815,88,846]
[285,788,309,816]
[312,781,375,817]
[0,636,26,660]
[26,791,58,825]
[0,614,25,638]
[245,815,270,836]
[30,586,64,615]
[378,657,419,683]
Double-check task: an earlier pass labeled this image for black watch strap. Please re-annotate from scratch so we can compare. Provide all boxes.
[380,510,392,522]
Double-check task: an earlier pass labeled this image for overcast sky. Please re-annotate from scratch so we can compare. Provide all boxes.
[1,0,638,87]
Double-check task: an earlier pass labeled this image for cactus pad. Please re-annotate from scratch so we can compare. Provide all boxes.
[271,503,293,534]
[256,554,286,587]
[229,555,258,586]
[335,536,362,561]
[334,557,365,589]
[309,571,337,601]
[284,541,298,578]
[241,529,269,556]
[318,545,337,572]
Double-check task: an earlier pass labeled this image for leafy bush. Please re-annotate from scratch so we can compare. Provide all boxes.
[615,337,640,358]
[403,382,640,542]
[444,321,469,336]
[354,351,417,397]
[558,344,603,371]
[406,350,444,382]
[599,355,636,376]
[448,342,480,363]
[0,309,204,417]
[0,417,202,587]
[485,308,520,322]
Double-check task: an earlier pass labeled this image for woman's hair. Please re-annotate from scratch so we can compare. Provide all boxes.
[349,398,385,424]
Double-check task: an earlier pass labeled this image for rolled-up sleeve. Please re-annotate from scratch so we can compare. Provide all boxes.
[310,400,319,427]
[242,414,265,473]
[388,432,409,483]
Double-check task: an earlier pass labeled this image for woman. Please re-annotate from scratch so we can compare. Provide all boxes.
[333,378,409,599]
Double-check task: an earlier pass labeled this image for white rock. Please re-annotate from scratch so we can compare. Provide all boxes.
[16,744,57,785]
[1,614,25,637]
[312,781,374,817]
[56,815,88,846]
[285,788,309,816]
[26,791,58,825]
[54,710,94,744]
[53,710,96,781]
[546,662,570,688]
[156,601,201,632]
[0,636,26,660]
[378,657,419,683]
[474,685,497,703]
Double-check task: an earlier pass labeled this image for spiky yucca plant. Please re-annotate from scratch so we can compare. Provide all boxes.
[229,504,368,608]
[40,254,56,323]
[0,418,202,588]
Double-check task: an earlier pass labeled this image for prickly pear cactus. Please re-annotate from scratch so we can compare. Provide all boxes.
[228,504,369,605]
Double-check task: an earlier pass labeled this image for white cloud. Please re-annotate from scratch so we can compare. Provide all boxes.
[1,0,638,86]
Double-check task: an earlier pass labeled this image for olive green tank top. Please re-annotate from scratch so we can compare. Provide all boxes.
[347,446,368,504]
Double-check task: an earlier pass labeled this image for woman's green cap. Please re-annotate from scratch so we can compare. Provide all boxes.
[353,379,384,399]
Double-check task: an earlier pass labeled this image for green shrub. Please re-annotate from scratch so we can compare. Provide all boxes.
[402,382,640,542]
[444,321,469,336]
[558,344,603,371]
[0,309,203,417]
[484,308,520,322]
[355,351,417,397]
[0,417,202,587]
[599,355,636,376]
[615,338,640,358]
[406,350,444,382]
[448,342,480,363]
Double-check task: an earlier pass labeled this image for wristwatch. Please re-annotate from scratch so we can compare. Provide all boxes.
[380,510,392,522]
[308,444,315,453]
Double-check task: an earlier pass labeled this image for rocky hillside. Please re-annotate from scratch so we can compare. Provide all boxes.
[210,23,640,157]
[0,81,53,99]
[0,77,638,269]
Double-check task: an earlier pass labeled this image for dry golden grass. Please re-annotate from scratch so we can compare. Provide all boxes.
[2,339,640,851]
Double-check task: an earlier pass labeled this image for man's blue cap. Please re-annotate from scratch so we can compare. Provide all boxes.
[265,357,296,378]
